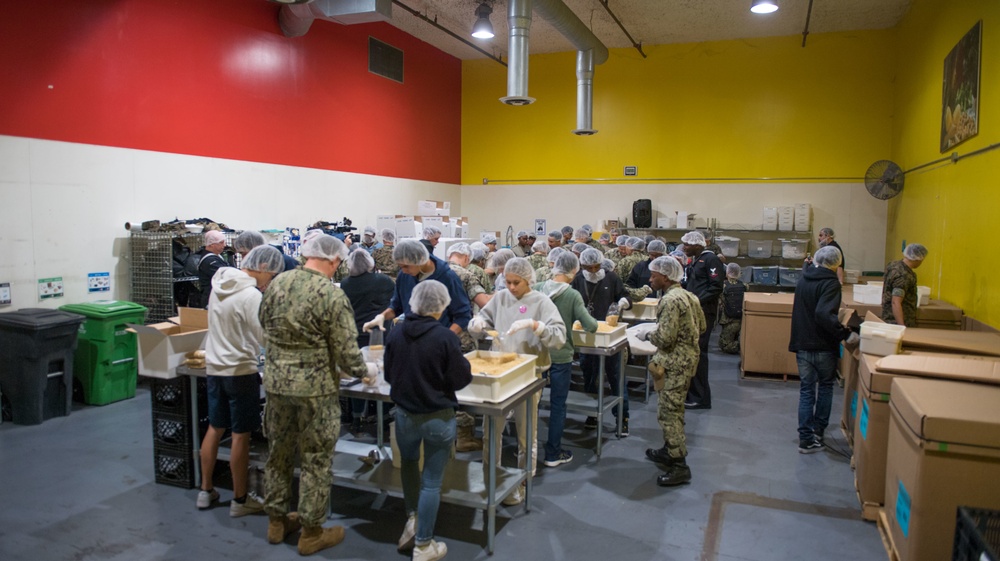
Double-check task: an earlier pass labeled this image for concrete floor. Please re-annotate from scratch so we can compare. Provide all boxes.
[0,334,886,561]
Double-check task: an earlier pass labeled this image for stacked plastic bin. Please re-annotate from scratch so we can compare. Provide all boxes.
[149,376,207,488]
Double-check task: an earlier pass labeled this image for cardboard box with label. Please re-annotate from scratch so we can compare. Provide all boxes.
[417,200,450,216]
[128,307,208,379]
[740,292,797,376]
[840,348,861,449]
[883,377,1000,561]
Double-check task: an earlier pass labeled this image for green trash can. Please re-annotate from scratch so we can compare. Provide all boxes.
[59,300,147,405]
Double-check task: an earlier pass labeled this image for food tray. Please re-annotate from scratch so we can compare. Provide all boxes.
[622,298,659,321]
[859,322,905,356]
[572,321,627,348]
[456,350,537,404]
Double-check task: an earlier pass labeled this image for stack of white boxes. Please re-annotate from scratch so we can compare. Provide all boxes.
[794,203,811,232]
[762,207,778,230]
[777,206,794,231]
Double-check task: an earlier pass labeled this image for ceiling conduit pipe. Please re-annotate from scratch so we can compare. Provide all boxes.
[279,3,317,37]
[500,0,535,105]
[573,49,596,135]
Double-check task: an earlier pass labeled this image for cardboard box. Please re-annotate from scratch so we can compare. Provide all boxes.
[417,200,450,216]
[676,211,689,229]
[883,378,1000,561]
[902,328,1000,357]
[432,237,477,261]
[129,307,208,379]
[394,216,418,238]
[913,299,963,330]
[420,216,444,232]
[376,214,397,235]
[740,292,797,375]
[656,217,671,228]
[840,348,861,449]
[853,353,892,509]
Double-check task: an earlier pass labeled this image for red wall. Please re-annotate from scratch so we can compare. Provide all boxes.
[0,0,461,184]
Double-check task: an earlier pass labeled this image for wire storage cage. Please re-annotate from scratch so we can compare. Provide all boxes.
[129,231,204,323]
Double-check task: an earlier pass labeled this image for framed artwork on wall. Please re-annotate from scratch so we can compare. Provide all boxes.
[940,20,982,152]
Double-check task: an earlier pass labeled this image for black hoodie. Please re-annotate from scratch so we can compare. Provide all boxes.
[789,265,851,353]
[384,313,472,414]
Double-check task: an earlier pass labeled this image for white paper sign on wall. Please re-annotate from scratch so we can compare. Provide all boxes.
[0,282,11,306]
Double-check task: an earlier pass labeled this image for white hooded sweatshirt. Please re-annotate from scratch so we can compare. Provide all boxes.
[206,268,264,377]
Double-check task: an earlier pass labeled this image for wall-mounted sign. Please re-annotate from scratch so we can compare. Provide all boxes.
[0,282,10,306]
[38,277,64,300]
[534,219,546,237]
[88,272,111,293]
[624,166,638,176]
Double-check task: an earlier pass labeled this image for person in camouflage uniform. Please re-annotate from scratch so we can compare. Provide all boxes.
[527,239,549,271]
[445,243,490,350]
[468,246,493,296]
[636,256,706,487]
[718,263,748,354]
[372,228,399,281]
[881,243,927,327]
[605,235,629,265]
[258,233,374,555]
[616,237,646,282]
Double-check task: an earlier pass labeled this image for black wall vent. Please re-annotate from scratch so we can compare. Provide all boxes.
[369,37,403,83]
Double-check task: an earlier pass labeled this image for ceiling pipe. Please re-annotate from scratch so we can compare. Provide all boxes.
[573,50,596,135]
[279,3,317,37]
[500,0,534,105]
[534,0,609,65]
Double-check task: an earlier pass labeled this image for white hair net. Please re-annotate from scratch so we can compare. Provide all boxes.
[532,240,549,254]
[409,279,451,316]
[347,248,375,276]
[601,259,615,272]
[516,230,529,238]
[647,240,667,254]
[302,229,325,244]
[813,245,843,269]
[903,243,928,261]
[572,243,590,255]
[504,257,535,283]
[548,231,562,242]
[234,230,265,253]
[551,252,579,276]
[726,262,742,278]
[422,226,442,239]
[580,248,604,266]
[599,233,611,243]
[488,248,516,271]
[470,241,487,252]
[381,228,396,243]
[301,233,348,262]
[470,247,487,263]
[574,228,590,241]
[448,242,471,257]
[482,234,497,245]
[241,245,285,274]
[627,237,646,251]
[650,256,684,282]
[393,239,430,266]
[616,236,630,247]
[547,246,567,264]
[561,226,574,236]
[681,230,707,246]
[582,224,593,234]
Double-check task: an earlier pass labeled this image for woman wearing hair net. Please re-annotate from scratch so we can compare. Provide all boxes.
[199,245,285,517]
[468,257,566,505]
[340,249,395,433]
[717,263,748,355]
[571,248,633,436]
[633,256,706,487]
[384,280,472,560]
[258,234,376,554]
[534,252,597,468]
[881,243,928,326]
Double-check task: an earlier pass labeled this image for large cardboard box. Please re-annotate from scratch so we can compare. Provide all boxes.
[883,378,1000,561]
[129,308,208,379]
[417,200,450,216]
[902,328,1000,356]
[853,353,892,510]
[840,348,860,448]
[913,299,963,330]
[740,293,797,375]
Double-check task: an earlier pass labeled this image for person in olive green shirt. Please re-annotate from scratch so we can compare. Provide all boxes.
[881,243,928,326]
[259,233,375,555]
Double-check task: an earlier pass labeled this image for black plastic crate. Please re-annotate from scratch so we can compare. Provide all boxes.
[152,412,196,448]
[954,506,1000,561]
[150,376,207,416]
[153,444,195,489]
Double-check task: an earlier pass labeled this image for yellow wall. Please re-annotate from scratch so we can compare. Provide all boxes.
[890,0,1000,327]
[462,30,895,184]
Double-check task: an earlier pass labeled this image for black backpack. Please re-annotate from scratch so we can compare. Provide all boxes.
[722,281,747,319]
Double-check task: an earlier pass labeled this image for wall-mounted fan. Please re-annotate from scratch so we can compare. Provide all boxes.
[864,160,905,200]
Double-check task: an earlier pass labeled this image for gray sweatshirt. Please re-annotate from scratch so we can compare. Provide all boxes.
[474,289,566,372]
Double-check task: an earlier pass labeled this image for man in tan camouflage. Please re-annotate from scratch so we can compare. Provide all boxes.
[259,233,376,555]
[635,256,706,487]
[373,228,399,281]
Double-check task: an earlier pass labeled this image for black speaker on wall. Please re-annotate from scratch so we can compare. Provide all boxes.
[633,199,652,228]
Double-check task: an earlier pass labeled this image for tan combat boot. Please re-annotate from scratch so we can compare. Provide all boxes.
[268,512,302,544]
[455,411,482,452]
[297,525,345,555]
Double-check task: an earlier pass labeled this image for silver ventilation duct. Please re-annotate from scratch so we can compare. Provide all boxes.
[277,0,392,38]
[573,50,596,135]
[534,0,608,65]
[500,0,534,105]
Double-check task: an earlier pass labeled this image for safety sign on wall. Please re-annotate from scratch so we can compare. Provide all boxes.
[88,272,111,293]
[0,282,10,306]
[38,277,64,300]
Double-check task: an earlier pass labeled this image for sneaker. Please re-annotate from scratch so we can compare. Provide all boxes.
[397,513,416,552]
[544,449,573,468]
[798,438,823,454]
[501,483,525,506]
[618,418,630,438]
[229,494,265,518]
[583,416,598,429]
[196,488,219,510]
[412,539,448,561]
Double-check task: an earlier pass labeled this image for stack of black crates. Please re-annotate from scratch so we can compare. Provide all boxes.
[954,507,1000,561]
[150,376,208,488]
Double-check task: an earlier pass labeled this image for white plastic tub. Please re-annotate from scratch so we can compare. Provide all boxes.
[747,240,773,258]
[622,298,659,321]
[716,237,740,258]
[456,350,537,403]
[917,286,931,307]
[859,322,906,356]
[572,321,627,348]
[780,239,809,259]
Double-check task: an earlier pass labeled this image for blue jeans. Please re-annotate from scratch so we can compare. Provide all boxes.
[581,352,628,419]
[544,362,572,461]
[395,408,456,544]
[796,350,837,441]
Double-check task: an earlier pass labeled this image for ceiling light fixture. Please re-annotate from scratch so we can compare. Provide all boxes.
[750,0,779,14]
[471,3,495,39]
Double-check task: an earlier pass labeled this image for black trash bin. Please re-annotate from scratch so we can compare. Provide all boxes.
[0,308,86,425]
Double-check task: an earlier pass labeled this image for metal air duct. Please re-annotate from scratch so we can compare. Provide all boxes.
[500,0,534,105]
[573,50,596,135]
[278,0,392,38]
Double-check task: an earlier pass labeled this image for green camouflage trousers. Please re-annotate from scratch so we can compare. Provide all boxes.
[657,371,694,459]
[264,392,340,528]
[718,319,741,354]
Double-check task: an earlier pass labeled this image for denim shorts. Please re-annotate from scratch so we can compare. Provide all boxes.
[207,374,262,434]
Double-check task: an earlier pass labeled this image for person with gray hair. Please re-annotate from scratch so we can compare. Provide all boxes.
[468,257,566,503]
[606,235,630,264]
[547,230,564,250]
[572,248,633,436]
[575,227,603,252]
[535,251,597,468]
[258,234,376,553]
[717,263,748,355]
[362,239,472,352]
[372,229,399,282]
[807,227,845,283]
[789,244,858,454]
[633,255,706,487]
[680,230,724,410]
[340,247,395,434]
[198,244,284,517]
[881,243,928,326]
[383,280,471,560]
